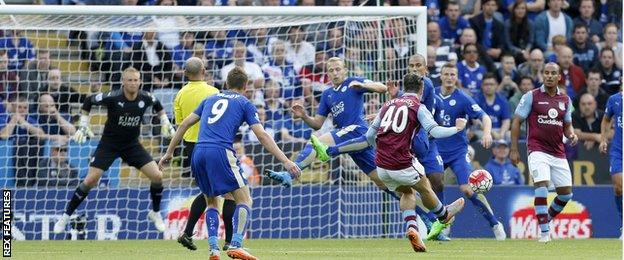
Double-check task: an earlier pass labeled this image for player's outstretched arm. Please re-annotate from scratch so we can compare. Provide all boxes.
[251,123,301,177]
[418,106,466,139]
[599,115,613,154]
[292,101,326,130]
[359,80,388,94]
[159,113,200,170]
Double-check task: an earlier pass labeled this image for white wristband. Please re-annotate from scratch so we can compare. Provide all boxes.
[160,114,170,125]
[79,115,89,128]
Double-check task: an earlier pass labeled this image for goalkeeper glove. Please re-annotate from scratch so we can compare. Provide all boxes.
[160,115,176,138]
[73,126,94,144]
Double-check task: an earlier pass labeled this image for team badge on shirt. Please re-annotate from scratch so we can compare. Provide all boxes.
[558,102,565,111]
[548,108,558,119]
[139,101,145,108]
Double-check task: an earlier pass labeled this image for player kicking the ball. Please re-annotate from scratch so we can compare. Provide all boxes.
[266,57,395,196]
[159,67,301,260]
[511,62,578,243]
[600,90,623,237]
[309,54,451,240]
[54,67,175,234]
[368,72,466,252]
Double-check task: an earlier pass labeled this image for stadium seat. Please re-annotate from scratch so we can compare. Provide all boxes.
[0,140,15,188]
[68,139,121,188]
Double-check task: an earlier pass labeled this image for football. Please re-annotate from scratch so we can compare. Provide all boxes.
[469,169,493,194]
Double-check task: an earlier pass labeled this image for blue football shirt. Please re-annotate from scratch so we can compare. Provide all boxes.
[435,88,486,154]
[318,76,371,129]
[193,91,260,149]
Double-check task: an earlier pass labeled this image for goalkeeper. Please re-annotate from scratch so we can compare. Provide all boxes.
[53,67,176,234]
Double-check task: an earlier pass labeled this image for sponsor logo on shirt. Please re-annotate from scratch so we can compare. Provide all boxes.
[118,115,141,127]
[331,101,345,117]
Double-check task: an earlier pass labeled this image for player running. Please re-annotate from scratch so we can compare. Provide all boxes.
[511,62,578,243]
[159,67,301,260]
[266,57,393,196]
[599,90,622,236]
[431,63,506,240]
[172,57,239,251]
[368,72,466,252]
[53,67,176,234]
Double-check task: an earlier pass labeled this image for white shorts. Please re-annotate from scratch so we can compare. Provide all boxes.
[528,151,572,187]
[376,159,426,191]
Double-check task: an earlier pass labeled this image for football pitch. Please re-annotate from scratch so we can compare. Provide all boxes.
[12,239,623,259]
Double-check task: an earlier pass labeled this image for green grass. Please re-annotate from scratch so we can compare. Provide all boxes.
[13,239,622,259]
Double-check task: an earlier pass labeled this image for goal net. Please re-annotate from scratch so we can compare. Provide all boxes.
[0,5,426,240]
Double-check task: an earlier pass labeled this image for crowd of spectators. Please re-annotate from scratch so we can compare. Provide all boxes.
[0,0,621,187]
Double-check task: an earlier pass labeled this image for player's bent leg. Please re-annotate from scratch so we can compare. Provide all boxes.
[549,186,573,221]
[54,167,104,234]
[266,132,336,187]
[413,178,465,241]
[395,186,426,253]
[613,173,623,221]
[139,161,166,232]
[452,154,503,238]
[226,186,257,260]
[297,132,336,169]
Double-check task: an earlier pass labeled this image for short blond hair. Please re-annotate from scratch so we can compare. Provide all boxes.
[326,57,345,69]
[122,67,140,78]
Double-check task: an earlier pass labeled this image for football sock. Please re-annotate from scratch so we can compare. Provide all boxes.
[468,193,498,227]
[206,208,220,250]
[231,204,251,248]
[150,182,163,212]
[294,144,315,171]
[327,135,369,156]
[616,195,623,220]
[402,210,418,230]
[184,193,207,237]
[534,187,549,234]
[65,182,91,215]
[414,193,438,223]
[436,191,445,204]
[222,199,236,244]
[431,200,448,222]
[548,193,573,220]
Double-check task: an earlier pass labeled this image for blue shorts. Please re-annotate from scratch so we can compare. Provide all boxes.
[411,128,429,159]
[610,153,622,175]
[419,140,445,175]
[440,150,473,185]
[331,125,376,175]
[191,146,247,197]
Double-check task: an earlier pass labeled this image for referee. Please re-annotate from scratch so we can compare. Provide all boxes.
[175,57,237,251]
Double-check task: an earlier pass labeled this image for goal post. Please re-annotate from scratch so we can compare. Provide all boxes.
[1,5,428,240]
[0,5,427,57]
